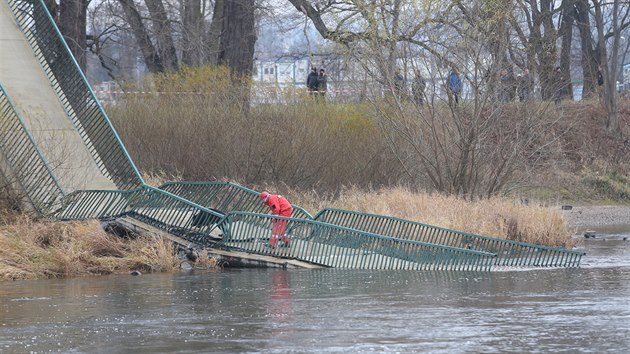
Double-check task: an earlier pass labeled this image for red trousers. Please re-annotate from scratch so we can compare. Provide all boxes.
[270,209,291,247]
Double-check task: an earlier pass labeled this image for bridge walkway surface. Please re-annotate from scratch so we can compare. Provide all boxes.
[0,0,585,270]
[0,0,115,193]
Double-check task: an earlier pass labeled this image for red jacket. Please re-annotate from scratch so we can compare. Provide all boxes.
[264,194,293,216]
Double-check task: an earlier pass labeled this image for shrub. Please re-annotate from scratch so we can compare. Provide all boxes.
[108,66,398,190]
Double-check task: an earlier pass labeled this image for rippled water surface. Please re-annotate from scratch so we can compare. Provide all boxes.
[1,232,629,353]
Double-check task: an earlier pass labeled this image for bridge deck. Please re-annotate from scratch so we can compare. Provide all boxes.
[117,217,324,269]
[0,1,114,192]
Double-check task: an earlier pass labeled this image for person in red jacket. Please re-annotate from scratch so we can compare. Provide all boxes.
[260,191,293,248]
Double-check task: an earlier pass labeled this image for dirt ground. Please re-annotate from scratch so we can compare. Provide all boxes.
[560,205,630,228]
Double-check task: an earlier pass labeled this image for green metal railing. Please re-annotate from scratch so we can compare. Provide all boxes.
[314,208,585,268]
[56,188,140,220]
[0,83,64,214]
[125,185,227,246]
[53,185,585,270]
[7,0,143,190]
[55,185,225,246]
[159,181,312,219]
[215,212,497,270]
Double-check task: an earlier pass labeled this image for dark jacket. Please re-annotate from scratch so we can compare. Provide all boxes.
[307,71,319,90]
[318,73,327,92]
[412,76,426,94]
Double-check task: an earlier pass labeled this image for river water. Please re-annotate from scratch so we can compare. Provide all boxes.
[1,229,629,353]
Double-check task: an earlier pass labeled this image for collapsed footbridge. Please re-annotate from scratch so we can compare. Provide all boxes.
[0,0,585,271]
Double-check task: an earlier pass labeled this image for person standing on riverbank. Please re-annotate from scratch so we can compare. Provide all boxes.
[412,71,426,106]
[307,67,319,97]
[448,66,462,106]
[260,191,293,248]
[318,68,328,101]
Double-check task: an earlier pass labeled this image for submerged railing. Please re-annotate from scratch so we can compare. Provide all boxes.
[314,208,585,268]
[214,212,497,271]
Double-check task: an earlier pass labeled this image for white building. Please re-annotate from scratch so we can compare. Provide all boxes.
[253,59,310,85]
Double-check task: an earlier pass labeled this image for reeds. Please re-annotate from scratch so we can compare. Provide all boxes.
[0,213,180,281]
[287,186,575,248]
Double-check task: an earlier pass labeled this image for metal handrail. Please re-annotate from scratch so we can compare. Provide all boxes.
[125,185,229,245]
[56,188,141,220]
[0,82,64,214]
[214,211,497,271]
[314,208,585,267]
[51,183,585,270]
[6,0,143,190]
[159,181,313,219]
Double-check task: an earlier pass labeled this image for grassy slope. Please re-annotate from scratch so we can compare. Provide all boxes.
[0,213,182,281]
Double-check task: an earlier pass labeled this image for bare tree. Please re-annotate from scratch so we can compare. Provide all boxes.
[558,0,576,99]
[593,0,628,135]
[117,0,166,73]
[60,0,89,70]
[144,0,179,71]
[575,0,600,97]
[506,1,563,100]
[181,0,204,66]
[207,0,224,66]
[218,0,256,77]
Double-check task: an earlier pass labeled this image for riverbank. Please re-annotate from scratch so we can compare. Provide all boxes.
[2,195,625,281]
[561,205,630,228]
[0,216,182,281]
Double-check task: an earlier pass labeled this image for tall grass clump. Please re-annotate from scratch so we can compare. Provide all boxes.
[0,213,180,281]
[585,171,630,202]
[286,186,575,248]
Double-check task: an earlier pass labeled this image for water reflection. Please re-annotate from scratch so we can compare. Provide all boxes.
[1,237,629,353]
[267,270,294,340]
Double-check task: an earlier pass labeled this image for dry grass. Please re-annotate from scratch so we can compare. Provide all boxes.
[0,213,181,281]
[142,170,182,187]
[287,186,575,248]
[191,248,220,269]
